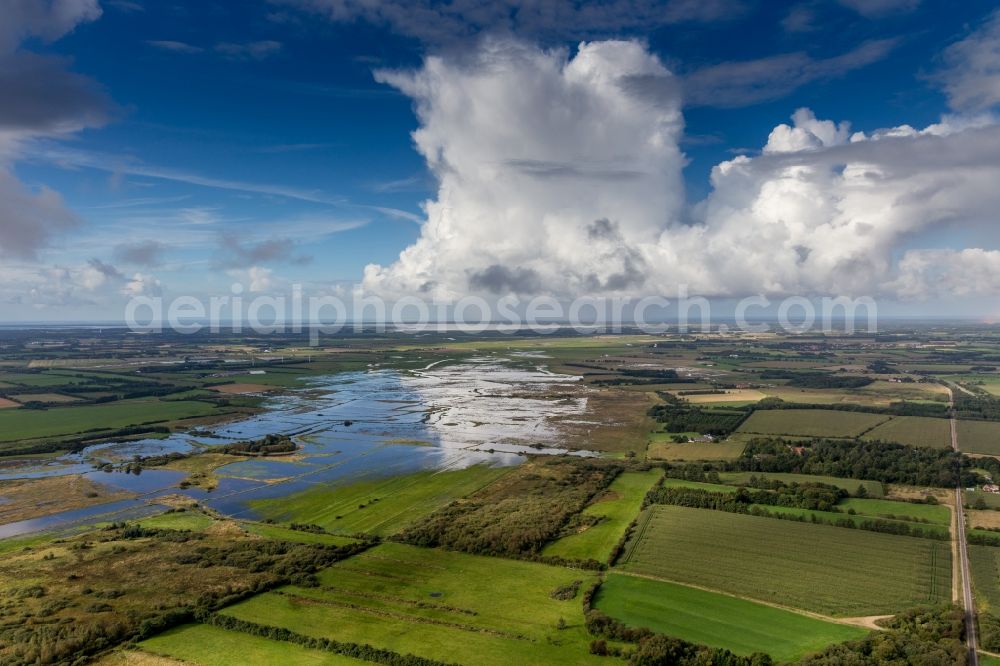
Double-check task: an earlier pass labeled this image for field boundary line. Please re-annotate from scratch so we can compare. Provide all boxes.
[855,415,895,438]
[619,508,653,565]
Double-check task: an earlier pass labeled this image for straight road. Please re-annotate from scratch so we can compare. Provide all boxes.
[950,386,979,665]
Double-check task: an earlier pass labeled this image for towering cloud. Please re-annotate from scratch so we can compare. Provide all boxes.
[364,39,685,299]
[363,38,1000,301]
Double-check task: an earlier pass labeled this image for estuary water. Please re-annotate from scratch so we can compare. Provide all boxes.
[0,356,593,538]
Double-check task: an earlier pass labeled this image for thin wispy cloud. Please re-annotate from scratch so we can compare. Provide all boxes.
[35,146,422,223]
[256,142,340,153]
[82,194,191,209]
[146,39,203,54]
[367,206,423,224]
[277,0,746,45]
[268,79,401,100]
[838,0,920,18]
[683,38,899,107]
[34,146,344,204]
[368,173,432,193]
[214,40,282,60]
[147,39,283,60]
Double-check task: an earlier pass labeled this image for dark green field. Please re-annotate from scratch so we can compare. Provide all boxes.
[594,574,867,661]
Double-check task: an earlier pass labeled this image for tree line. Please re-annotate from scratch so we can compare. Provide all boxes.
[730,438,973,487]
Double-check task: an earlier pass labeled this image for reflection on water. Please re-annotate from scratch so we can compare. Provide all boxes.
[83,469,188,493]
[1,356,593,538]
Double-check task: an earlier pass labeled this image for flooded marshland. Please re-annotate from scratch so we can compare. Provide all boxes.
[0,356,596,537]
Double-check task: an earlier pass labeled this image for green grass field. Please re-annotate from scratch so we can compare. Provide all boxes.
[958,420,1000,456]
[737,409,889,438]
[618,505,951,616]
[0,371,85,387]
[543,469,661,561]
[0,398,222,443]
[207,368,313,387]
[758,386,888,406]
[249,465,511,536]
[661,477,739,493]
[717,472,885,497]
[646,433,746,461]
[219,542,605,665]
[593,574,866,661]
[943,375,1000,397]
[140,623,365,665]
[970,544,1000,613]
[861,416,952,449]
[838,498,950,524]
[858,380,951,403]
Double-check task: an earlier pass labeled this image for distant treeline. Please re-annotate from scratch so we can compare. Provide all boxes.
[759,370,874,389]
[0,425,172,458]
[661,437,973,488]
[753,397,950,418]
[648,480,846,512]
[647,393,951,442]
[732,438,973,487]
[589,368,698,387]
[648,393,749,436]
[647,391,950,444]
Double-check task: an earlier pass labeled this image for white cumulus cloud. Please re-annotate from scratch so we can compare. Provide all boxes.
[364,39,685,299]
[363,38,1000,302]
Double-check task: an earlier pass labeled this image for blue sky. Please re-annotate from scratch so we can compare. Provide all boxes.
[3,0,1000,320]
